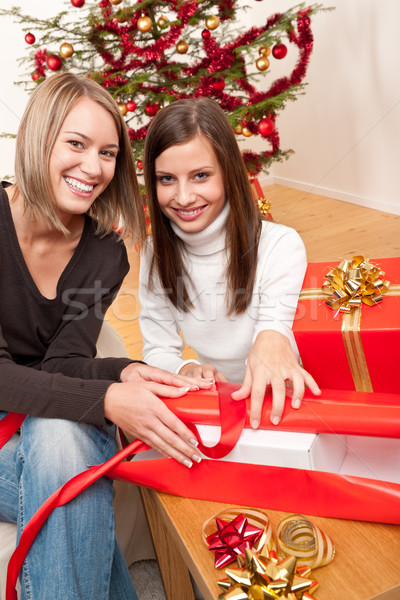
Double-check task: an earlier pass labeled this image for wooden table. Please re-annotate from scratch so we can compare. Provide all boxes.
[140,488,400,600]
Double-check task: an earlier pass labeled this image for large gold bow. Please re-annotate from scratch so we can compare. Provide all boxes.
[322,255,390,313]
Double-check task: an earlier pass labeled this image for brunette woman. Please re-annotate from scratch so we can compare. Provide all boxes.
[139,97,320,429]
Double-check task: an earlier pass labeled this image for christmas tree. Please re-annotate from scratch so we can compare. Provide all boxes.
[1,0,327,183]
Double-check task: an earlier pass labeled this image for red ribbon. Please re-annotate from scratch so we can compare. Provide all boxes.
[0,413,25,449]
[2,382,400,599]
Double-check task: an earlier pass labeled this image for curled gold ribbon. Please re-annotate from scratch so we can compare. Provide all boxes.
[276,514,335,568]
[322,255,390,313]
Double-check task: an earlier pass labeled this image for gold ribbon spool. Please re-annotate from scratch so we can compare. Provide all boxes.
[276,514,335,568]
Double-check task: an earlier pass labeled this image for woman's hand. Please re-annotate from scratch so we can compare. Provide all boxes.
[120,361,214,390]
[105,363,212,467]
[179,361,227,384]
[231,330,320,428]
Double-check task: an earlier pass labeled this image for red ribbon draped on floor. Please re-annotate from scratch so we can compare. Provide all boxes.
[1,383,400,600]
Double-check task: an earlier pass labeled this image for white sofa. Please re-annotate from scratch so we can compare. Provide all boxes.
[0,321,155,599]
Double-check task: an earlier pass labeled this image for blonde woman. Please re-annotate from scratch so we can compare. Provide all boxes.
[0,73,208,599]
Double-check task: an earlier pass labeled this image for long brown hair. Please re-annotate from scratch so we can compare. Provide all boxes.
[14,71,145,242]
[143,97,262,315]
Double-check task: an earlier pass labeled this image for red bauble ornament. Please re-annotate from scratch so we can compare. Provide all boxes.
[46,55,63,71]
[137,160,143,170]
[31,72,40,82]
[212,79,225,93]
[258,118,275,137]
[25,32,35,45]
[145,102,160,117]
[272,43,287,59]
[126,101,137,112]
[71,0,85,7]
[201,29,211,40]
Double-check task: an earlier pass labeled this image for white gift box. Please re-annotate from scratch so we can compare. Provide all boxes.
[132,428,347,473]
[196,426,400,484]
[197,425,347,473]
[132,425,400,485]
[197,425,346,473]
[341,435,400,484]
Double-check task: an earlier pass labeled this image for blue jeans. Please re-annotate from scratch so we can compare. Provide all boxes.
[0,412,138,600]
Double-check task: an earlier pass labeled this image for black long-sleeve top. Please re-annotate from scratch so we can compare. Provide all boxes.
[0,182,134,425]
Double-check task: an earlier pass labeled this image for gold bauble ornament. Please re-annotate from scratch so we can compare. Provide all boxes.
[157,15,169,28]
[59,42,74,58]
[242,127,253,137]
[234,124,243,135]
[256,56,270,71]
[117,102,127,116]
[117,12,129,23]
[109,0,122,5]
[205,15,219,30]
[176,40,189,54]
[258,45,271,57]
[137,15,152,33]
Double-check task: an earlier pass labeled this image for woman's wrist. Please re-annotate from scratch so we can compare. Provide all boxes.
[120,361,144,382]
[176,359,200,375]
[104,382,119,421]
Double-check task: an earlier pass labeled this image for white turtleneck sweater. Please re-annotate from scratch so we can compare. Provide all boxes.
[138,203,307,383]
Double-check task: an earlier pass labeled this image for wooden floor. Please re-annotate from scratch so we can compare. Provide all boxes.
[106,183,400,358]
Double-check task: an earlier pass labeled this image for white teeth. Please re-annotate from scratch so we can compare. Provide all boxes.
[177,208,201,216]
[65,177,94,193]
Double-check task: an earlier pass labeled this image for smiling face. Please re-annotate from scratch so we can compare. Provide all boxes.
[48,96,119,221]
[155,134,226,233]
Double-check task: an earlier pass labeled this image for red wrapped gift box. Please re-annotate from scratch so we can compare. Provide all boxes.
[293,257,400,393]
[4,382,400,600]
[129,383,400,524]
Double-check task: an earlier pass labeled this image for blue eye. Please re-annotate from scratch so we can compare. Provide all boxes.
[194,172,208,181]
[157,175,174,183]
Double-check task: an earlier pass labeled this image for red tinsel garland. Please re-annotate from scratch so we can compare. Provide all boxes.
[30,1,316,176]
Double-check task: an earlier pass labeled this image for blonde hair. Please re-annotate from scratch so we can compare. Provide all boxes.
[15,72,145,242]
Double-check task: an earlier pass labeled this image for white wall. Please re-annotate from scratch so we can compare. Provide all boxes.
[249,0,400,215]
[0,0,399,214]
[0,0,66,178]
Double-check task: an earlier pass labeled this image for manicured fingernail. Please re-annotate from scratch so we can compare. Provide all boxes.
[183,459,193,468]
[292,398,301,409]
[192,454,202,463]
[207,378,215,383]
[193,385,200,391]
[189,438,199,447]
[251,419,259,429]
[180,386,190,392]
[271,415,280,426]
